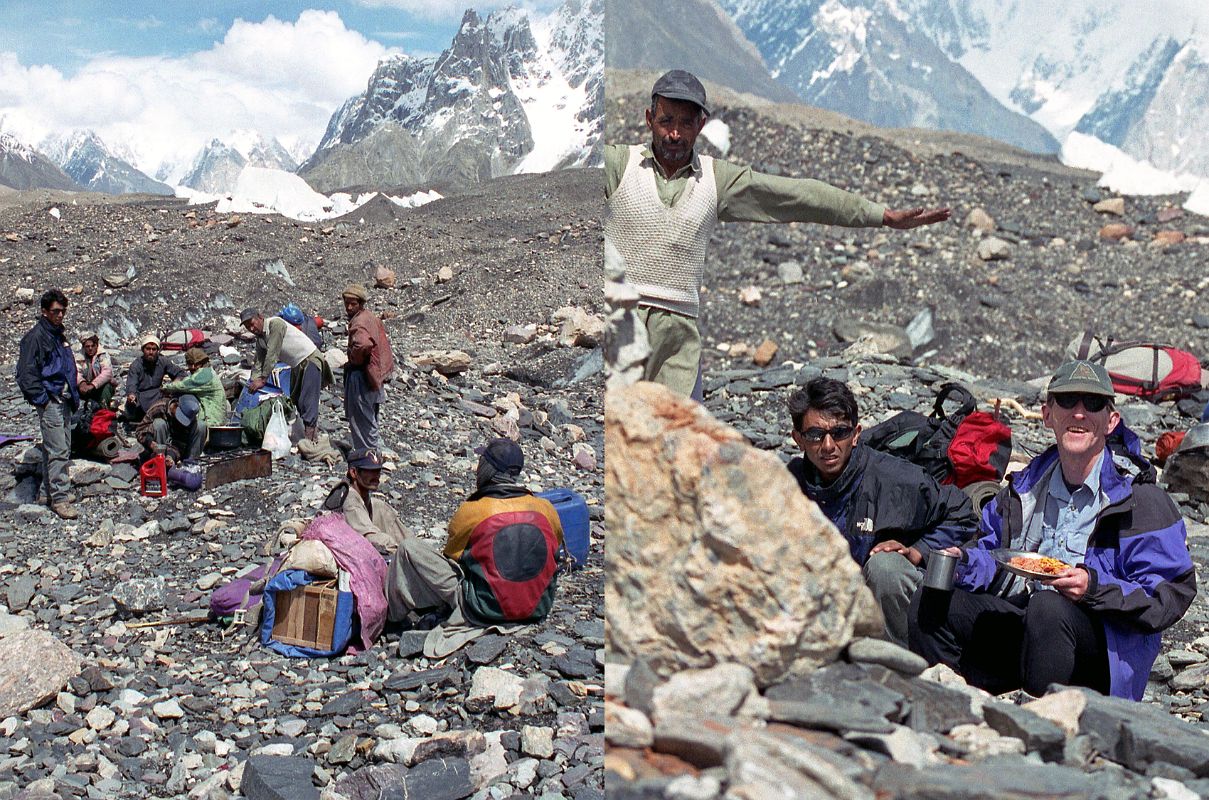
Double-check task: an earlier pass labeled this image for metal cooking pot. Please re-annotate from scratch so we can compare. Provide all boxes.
[209,426,242,451]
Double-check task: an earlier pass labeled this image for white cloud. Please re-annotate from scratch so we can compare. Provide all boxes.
[354,0,561,21]
[0,10,395,180]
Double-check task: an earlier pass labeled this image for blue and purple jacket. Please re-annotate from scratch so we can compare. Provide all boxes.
[957,444,1196,700]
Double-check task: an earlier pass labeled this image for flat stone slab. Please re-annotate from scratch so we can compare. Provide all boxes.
[241,755,319,800]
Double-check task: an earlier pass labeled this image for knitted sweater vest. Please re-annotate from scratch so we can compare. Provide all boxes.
[270,317,318,368]
[604,145,718,319]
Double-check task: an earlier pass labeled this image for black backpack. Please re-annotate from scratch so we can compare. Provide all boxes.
[863,383,977,483]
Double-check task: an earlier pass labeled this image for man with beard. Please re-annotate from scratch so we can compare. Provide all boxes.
[15,289,80,519]
[605,69,951,399]
[75,330,114,411]
[786,377,977,647]
[124,333,186,422]
[341,284,394,452]
[909,360,1196,700]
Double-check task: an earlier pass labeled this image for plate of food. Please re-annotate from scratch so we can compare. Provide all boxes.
[991,549,1072,581]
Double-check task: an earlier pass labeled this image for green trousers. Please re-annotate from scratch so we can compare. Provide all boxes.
[637,306,701,399]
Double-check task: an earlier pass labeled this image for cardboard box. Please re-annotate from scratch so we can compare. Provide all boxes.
[271,581,338,650]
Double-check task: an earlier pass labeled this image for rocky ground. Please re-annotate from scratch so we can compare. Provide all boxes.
[607,85,1209,381]
[0,168,605,799]
[605,83,1209,798]
[604,361,1209,799]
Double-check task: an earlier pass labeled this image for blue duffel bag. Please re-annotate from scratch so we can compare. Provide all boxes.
[260,569,357,658]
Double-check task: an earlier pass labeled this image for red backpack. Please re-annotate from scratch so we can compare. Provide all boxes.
[1072,330,1204,402]
[946,404,1012,488]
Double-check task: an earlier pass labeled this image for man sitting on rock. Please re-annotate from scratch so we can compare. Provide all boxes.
[75,330,114,412]
[124,333,185,422]
[242,307,330,441]
[135,394,206,464]
[162,347,229,429]
[787,377,977,648]
[323,447,411,555]
[386,438,563,652]
[909,360,1196,700]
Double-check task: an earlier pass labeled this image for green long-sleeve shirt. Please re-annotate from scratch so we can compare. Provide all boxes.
[604,143,886,227]
[163,366,229,427]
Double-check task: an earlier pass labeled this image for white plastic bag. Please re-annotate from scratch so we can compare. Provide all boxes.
[261,401,291,459]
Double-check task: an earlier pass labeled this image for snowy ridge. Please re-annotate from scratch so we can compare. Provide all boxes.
[0,132,37,164]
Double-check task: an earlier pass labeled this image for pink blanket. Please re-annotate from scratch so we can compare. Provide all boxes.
[302,513,388,652]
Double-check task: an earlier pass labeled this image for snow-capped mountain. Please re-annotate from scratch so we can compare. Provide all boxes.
[718,0,1059,153]
[0,132,78,191]
[893,0,1209,178]
[300,0,601,192]
[177,132,300,194]
[41,130,172,196]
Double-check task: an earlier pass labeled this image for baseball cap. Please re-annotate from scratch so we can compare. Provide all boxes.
[239,308,261,324]
[652,70,710,115]
[1047,360,1115,398]
[174,394,201,426]
[475,438,524,474]
[346,447,384,470]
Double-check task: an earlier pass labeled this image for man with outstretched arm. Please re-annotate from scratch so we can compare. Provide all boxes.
[604,69,950,399]
[909,360,1196,700]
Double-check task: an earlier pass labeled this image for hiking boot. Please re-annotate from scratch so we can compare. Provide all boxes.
[50,502,79,520]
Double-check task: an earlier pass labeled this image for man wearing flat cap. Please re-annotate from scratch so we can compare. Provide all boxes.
[605,69,951,399]
[342,283,394,452]
[242,308,331,441]
[124,332,186,422]
[75,330,114,412]
[909,360,1196,701]
[386,438,564,653]
[325,447,412,555]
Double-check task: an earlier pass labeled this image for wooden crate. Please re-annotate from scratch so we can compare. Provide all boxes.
[271,581,338,650]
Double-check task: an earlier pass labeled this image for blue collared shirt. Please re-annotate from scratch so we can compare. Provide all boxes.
[1037,452,1105,578]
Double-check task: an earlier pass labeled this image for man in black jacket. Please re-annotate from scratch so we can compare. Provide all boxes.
[15,289,80,520]
[123,333,185,422]
[787,377,978,646]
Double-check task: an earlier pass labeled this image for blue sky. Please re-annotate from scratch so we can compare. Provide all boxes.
[0,1,465,73]
[0,1,561,178]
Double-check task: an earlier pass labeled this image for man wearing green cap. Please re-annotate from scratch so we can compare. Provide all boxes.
[605,69,951,399]
[910,359,1196,701]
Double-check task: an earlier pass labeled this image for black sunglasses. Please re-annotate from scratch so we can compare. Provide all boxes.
[1052,393,1110,413]
[798,424,855,443]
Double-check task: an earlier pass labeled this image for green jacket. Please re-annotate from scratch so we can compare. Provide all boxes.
[163,367,229,427]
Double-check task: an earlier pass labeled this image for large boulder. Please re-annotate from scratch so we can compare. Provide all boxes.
[0,629,83,717]
[605,382,880,687]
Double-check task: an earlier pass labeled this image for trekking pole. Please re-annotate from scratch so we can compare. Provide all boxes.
[124,613,212,629]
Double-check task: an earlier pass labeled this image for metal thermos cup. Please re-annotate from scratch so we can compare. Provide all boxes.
[923,549,959,591]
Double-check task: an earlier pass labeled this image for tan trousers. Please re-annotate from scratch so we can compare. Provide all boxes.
[637,306,701,398]
[386,537,461,622]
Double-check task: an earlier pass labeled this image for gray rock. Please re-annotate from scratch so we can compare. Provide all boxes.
[1171,662,1209,692]
[111,576,167,617]
[983,702,1066,762]
[624,659,659,716]
[241,755,319,800]
[778,261,804,284]
[845,637,927,676]
[397,757,472,800]
[396,630,428,659]
[7,576,36,612]
[467,634,508,665]
[977,237,1012,261]
[0,629,82,717]
[873,758,1130,798]
[767,699,896,734]
[652,713,738,768]
[1078,689,1209,777]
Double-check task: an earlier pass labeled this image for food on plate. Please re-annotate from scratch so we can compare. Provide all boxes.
[1009,555,1069,576]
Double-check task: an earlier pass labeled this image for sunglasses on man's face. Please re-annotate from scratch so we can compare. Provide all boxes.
[1052,393,1110,413]
[798,424,855,443]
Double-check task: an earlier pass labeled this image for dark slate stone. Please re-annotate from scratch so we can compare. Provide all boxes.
[115,737,147,757]
[767,662,905,724]
[396,631,427,659]
[1078,689,1209,777]
[873,757,1133,799]
[334,763,410,800]
[983,703,1066,762]
[548,681,582,708]
[383,666,458,692]
[241,755,319,800]
[623,660,658,716]
[7,576,36,611]
[385,757,472,800]
[554,649,597,678]
[767,700,895,734]
[466,635,508,665]
[864,665,979,735]
[320,692,363,717]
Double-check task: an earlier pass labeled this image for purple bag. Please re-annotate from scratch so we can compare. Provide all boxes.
[208,555,284,624]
